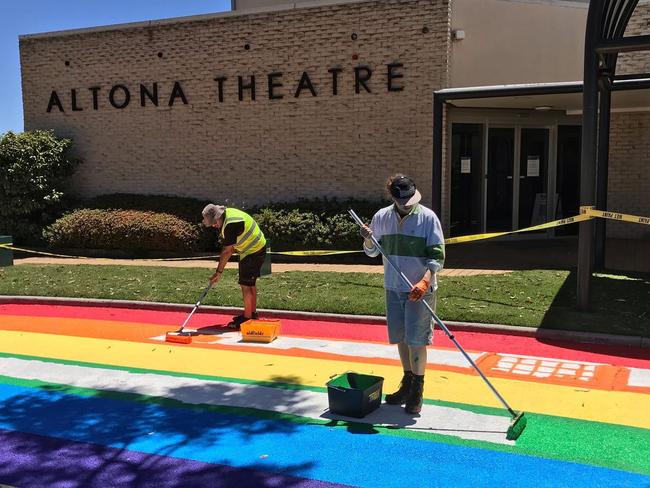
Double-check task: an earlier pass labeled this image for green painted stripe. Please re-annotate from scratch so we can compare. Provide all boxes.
[0,352,648,475]
[426,243,445,262]
[381,234,428,258]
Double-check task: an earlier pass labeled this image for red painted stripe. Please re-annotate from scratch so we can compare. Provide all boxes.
[1,303,648,368]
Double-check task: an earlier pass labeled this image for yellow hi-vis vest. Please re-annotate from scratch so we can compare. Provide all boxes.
[220,208,266,258]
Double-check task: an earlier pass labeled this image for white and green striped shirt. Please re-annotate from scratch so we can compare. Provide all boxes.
[364,203,445,292]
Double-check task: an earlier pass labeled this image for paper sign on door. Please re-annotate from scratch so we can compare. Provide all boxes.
[461,157,471,174]
[527,157,540,177]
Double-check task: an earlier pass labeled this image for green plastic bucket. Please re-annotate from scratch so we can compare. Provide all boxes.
[326,372,384,418]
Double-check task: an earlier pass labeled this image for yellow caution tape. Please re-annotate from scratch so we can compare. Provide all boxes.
[270,250,363,256]
[444,213,592,244]
[586,208,650,226]
[0,207,646,261]
[0,244,98,260]
[0,244,221,262]
[0,243,361,260]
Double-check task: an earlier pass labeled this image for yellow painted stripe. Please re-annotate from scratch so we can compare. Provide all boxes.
[0,330,648,429]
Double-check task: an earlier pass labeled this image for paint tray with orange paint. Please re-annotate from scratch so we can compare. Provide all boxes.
[241,319,281,343]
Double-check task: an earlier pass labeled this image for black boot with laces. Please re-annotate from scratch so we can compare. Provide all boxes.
[384,371,414,405]
[405,374,425,414]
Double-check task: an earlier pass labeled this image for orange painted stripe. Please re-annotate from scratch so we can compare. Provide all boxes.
[0,314,472,374]
[1,314,648,394]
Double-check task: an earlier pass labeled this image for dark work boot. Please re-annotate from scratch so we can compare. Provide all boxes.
[405,375,424,414]
[385,371,414,405]
[227,313,259,330]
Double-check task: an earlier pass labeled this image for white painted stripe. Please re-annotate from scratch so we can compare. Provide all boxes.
[561,364,580,370]
[514,365,534,372]
[152,331,482,369]
[628,368,650,387]
[558,369,577,375]
[537,367,555,373]
[515,354,599,366]
[0,357,514,445]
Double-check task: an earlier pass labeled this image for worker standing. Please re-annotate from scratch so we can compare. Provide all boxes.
[360,175,445,414]
[202,204,267,329]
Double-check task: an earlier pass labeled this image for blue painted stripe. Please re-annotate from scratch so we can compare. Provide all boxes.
[0,383,647,488]
[0,428,350,488]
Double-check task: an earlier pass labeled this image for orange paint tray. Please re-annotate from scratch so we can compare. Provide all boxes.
[240,319,281,343]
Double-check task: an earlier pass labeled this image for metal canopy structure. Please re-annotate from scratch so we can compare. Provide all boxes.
[431,0,649,311]
[578,0,648,310]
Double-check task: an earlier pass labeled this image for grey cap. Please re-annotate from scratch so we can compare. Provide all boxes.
[202,204,225,226]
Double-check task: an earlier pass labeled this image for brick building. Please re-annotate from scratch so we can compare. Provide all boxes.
[19,0,650,245]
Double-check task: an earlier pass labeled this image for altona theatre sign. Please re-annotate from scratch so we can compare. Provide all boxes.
[46,63,405,112]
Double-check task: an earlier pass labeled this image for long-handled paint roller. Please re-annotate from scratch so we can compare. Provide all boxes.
[349,209,527,440]
[165,282,213,344]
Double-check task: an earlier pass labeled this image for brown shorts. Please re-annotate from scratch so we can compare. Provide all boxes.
[238,247,266,286]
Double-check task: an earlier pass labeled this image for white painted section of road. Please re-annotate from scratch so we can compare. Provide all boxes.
[628,368,650,387]
[150,331,481,369]
[0,357,514,445]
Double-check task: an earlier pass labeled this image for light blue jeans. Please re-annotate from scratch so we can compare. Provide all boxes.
[385,290,436,346]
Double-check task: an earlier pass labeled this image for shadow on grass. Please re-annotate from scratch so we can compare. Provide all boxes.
[0,378,331,488]
[538,269,650,340]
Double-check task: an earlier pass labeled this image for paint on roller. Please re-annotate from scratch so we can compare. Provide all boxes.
[165,332,192,344]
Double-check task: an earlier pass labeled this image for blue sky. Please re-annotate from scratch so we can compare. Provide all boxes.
[0,0,231,134]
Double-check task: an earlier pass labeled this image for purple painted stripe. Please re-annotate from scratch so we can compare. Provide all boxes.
[0,429,353,488]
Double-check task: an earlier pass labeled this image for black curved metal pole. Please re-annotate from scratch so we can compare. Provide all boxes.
[578,0,605,311]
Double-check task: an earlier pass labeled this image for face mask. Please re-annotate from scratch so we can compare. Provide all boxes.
[395,202,413,214]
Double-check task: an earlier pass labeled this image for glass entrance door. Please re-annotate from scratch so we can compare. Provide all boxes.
[518,128,550,229]
[450,122,556,236]
[486,128,515,232]
[556,125,581,235]
[450,123,483,237]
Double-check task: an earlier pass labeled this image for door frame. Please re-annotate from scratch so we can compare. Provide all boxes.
[447,110,576,236]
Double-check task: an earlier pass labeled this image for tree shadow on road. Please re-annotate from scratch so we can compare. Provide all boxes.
[0,376,333,488]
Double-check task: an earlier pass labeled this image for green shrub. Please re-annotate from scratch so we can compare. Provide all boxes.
[84,193,206,223]
[58,195,389,253]
[0,130,79,243]
[249,198,385,250]
[249,197,388,218]
[81,193,215,250]
[252,205,379,251]
[43,209,200,253]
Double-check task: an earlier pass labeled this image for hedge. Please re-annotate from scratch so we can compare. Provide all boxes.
[43,209,201,253]
[44,195,389,254]
[83,193,206,223]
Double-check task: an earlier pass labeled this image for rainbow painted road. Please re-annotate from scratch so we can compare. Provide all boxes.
[0,302,649,487]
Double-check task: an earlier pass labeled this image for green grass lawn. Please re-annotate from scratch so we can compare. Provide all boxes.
[0,265,648,336]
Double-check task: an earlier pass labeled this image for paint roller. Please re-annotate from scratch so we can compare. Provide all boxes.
[165,282,213,344]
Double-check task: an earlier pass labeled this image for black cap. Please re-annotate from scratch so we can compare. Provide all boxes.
[389,176,421,206]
